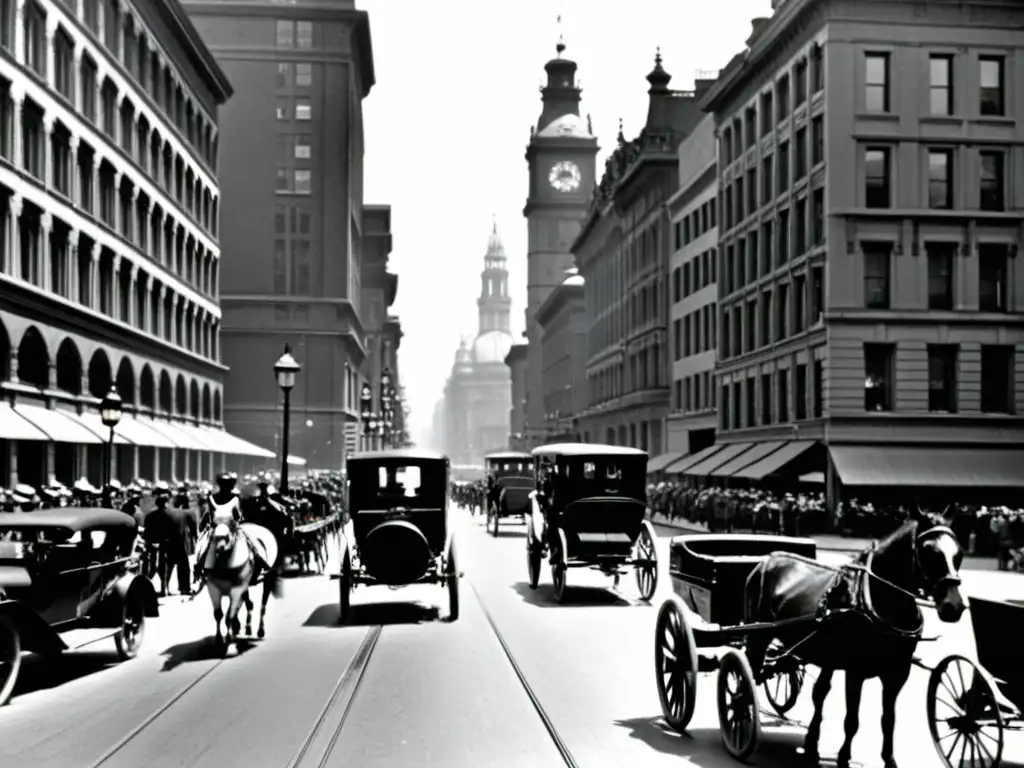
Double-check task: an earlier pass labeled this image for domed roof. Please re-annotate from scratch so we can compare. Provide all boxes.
[537,113,592,139]
[473,330,514,365]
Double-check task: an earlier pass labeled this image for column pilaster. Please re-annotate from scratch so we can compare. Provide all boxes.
[128,263,139,326]
[89,243,101,309]
[9,194,22,281]
[39,212,52,290]
[111,253,122,319]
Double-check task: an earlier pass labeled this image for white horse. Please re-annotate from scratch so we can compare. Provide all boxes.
[203,496,279,653]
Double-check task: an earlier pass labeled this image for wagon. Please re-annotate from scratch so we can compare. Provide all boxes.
[526,443,658,604]
[654,533,818,760]
[0,508,160,706]
[925,595,1024,768]
[484,451,534,537]
[336,449,461,623]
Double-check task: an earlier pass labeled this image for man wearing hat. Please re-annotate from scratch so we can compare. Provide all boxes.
[144,482,194,596]
[11,484,40,512]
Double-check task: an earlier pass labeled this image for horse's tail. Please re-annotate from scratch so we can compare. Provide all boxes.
[265,565,283,599]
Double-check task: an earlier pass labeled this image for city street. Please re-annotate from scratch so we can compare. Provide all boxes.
[0,507,1021,768]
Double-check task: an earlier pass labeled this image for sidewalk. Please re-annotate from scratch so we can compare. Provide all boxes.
[648,512,1004,571]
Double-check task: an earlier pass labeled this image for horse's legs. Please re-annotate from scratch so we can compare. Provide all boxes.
[243,591,254,635]
[258,579,272,639]
[880,663,912,768]
[803,668,834,761]
[208,586,224,647]
[837,672,866,768]
[225,586,246,646]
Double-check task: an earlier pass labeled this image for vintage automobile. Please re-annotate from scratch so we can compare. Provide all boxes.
[0,508,160,705]
[526,443,658,604]
[484,451,534,537]
[336,449,461,623]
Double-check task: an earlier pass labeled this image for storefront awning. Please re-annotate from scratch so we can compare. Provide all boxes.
[0,403,49,441]
[144,420,210,451]
[287,455,307,467]
[647,451,684,474]
[664,444,724,474]
[197,427,276,458]
[711,441,787,478]
[14,404,104,445]
[76,411,130,445]
[683,442,754,477]
[115,417,179,449]
[732,440,818,480]
[830,445,1024,488]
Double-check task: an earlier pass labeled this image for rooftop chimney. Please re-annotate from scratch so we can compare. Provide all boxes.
[746,17,771,46]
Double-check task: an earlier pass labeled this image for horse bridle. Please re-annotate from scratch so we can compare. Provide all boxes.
[914,523,963,592]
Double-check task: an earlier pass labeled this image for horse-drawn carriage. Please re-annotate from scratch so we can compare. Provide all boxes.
[526,443,658,604]
[925,595,1024,768]
[336,449,461,623]
[0,508,159,705]
[484,451,533,537]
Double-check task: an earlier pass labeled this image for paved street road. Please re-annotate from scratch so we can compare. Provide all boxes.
[1,508,1021,768]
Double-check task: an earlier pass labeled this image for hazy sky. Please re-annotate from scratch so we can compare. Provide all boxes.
[358,0,773,443]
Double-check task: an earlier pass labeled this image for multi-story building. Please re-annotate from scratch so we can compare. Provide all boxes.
[659,113,719,473]
[521,38,598,449]
[536,267,586,441]
[701,0,1024,502]
[504,342,527,449]
[575,54,706,454]
[0,0,269,490]
[183,1,376,470]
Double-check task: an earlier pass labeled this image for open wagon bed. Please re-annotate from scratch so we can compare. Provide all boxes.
[925,596,1024,768]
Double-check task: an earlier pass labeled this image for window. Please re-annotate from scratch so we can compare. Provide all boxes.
[296,63,312,87]
[274,206,287,234]
[929,55,953,115]
[863,242,891,309]
[273,240,287,293]
[275,98,289,121]
[761,373,772,425]
[294,169,311,194]
[276,20,294,48]
[275,167,290,192]
[811,116,823,165]
[296,21,313,49]
[927,345,957,413]
[811,45,824,93]
[276,62,291,88]
[865,147,890,208]
[294,135,311,159]
[927,243,955,310]
[292,240,311,293]
[865,53,890,112]
[981,346,1013,414]
[864,343,894,412]
[928,150,953,209]
[778,369,790,423]
[812,188,824,246]
[795,127,807,178]
[795,364,807,420]
[979,56,1005,116]
[813,359,823,418]
[295,99,311,120]
[980,151,1004,211]
[979,244,1008,312]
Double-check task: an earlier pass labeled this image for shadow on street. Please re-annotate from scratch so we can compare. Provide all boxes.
[303,601,441,628]
[159,635,255,671]
[511,581,638,608]
[12,650,117,699]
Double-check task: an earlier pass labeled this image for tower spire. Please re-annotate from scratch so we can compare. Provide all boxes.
[555,12,565,57]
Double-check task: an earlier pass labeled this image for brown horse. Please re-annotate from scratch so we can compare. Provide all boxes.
[743,509,965,768]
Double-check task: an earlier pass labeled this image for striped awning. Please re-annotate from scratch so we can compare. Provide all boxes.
[13,404,104,445]
[0,403,49,441]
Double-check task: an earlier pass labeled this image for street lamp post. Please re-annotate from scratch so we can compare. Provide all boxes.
[100,387,123,491]
[359,383,373,451]
[274,344,301,496]
[380,367,394,448]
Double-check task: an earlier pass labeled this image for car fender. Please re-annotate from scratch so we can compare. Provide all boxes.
[0,599,67,654]
[110,574,160,619]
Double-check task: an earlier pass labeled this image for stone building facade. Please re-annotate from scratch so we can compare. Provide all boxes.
[536,268,586,442]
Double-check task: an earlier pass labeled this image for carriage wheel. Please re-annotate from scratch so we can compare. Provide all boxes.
[114,592,147,660]
[446,543,460,622]
[634,520,658,602]
[760,638,804,716]
[717,648,762,762]
[0,615,22,707]
[551,530,569,604]
[654,596,697,732]
[338,556,353,625]
[927,654,1004,768]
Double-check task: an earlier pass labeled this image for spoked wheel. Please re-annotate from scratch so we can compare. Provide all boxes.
[927,654,1004,768]
[446,542,460,622]
[114,593,146,660]
[654,596,697,732]
[0,615,22,707]
[551,530,569,604]
[338,556,353,625]
[718,648,762,762]
[634,520,658,602]
[760,638,804,716]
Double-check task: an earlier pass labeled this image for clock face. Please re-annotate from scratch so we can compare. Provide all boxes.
[548,161,582,193]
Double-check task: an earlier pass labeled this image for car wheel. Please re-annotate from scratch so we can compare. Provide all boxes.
[114,592,146,660]
[0,615,22,706]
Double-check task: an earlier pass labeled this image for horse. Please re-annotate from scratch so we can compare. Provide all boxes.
[743,508,965,768]
[204,507,280,652]
[237,493,293,627]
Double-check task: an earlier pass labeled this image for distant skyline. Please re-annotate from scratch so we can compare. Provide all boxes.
[357,0,773,444]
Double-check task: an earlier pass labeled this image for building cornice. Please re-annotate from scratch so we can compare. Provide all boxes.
[535,282,584,330]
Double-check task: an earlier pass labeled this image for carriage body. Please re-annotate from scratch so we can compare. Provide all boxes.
[525,443,658,604]
[0,508,160,705]
[483,451,534,536]
[336,449,460,622]
[924,596,1024,768]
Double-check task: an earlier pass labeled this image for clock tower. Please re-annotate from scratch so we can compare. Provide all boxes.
[523,36,598,446]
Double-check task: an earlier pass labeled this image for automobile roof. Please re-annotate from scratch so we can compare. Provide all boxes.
[0,507,137,531]
[485,451,532,461]
[531,443,648,458]
[348,448,448,463]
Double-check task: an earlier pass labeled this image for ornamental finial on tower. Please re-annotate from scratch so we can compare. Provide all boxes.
[555,13,565,57]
